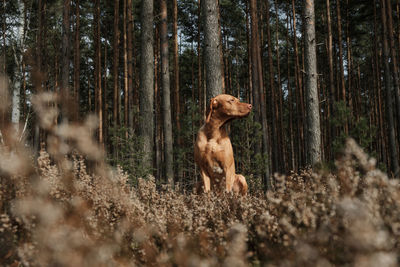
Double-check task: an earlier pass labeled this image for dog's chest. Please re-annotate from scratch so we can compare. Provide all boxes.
[202,138,233,173]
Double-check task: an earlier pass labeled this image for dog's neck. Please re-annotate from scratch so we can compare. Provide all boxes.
[204,114,229,139]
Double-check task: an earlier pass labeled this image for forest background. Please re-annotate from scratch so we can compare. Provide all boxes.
[1,0,399,189]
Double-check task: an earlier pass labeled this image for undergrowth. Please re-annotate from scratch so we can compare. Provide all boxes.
[0,92,399,266]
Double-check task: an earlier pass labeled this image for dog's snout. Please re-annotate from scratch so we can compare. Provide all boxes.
[248,104,252,110]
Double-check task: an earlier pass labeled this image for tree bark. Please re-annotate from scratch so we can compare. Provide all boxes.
[292,0,304,167]
[304,0,321,165]
[73,0,80,121]
[113,0,120,129]
[385,0,400,142]
[201,0,223,102]
[286,5,295,170]
[336,0,346,104]
[127,0,134,129]
[61,0,71,118]
[326,0,334,160]
[160,0,174,185]
[250,0,271,189]
[94,0,103,145]
[139,0,154,171]
[265,0,279,172]
[11,0,28,133]
[123,0,129,133]
[173,0,181,138]
[380,0,400,177]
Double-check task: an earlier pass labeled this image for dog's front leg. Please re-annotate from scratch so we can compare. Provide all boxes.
[200,169,211,192]
[225,166,235,192]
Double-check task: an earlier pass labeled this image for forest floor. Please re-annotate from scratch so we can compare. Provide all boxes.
[0,93,399,266]
[1,137,399,266]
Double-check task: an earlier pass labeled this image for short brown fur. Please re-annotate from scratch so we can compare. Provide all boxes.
[194,94,251,195]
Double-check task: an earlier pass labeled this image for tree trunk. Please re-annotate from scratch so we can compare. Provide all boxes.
[155,27,162,180]
[336,0,346,104]
[304,0,321,165]
[274,0,286,171]
[292,0,304,168]
[326,0,334,160]
[250,0,271,189]
[139,0,154,171]
[61,0,71,118]
[11,0,28,133]
[265,0,279,172]
[173,0,181,138]
[127,0,134,129]
[380,0,400,177]
[286,5,295,170]
[201,0,223,102]
[104,44,108,149]
[197,0,204,119]
[385,0,400,142]
[113,0,120,130]
[160,0,174,185]
[373,2,387,168]
[94,0,103,145]
[73,0,80,121]
[123,0,129,133]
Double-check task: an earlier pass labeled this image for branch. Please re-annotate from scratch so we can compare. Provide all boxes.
[19,109,30,142]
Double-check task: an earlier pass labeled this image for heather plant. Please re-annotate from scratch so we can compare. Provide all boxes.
[0,91,400,266]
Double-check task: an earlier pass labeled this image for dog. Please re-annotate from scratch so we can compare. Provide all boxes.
[194,94,251,195]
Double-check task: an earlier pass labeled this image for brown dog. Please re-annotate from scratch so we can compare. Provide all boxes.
[194,94,251,195]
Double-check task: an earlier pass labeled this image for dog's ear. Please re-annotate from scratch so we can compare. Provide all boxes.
[206,98,218,123]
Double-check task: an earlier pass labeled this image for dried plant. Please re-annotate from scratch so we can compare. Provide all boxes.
[1,92,400,266]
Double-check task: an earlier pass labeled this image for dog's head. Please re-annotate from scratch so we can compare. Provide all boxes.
[206,94,252,123]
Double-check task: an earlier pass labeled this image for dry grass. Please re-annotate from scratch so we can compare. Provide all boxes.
[1,92,400,266]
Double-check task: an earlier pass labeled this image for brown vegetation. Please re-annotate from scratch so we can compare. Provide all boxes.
[1,92,400,266]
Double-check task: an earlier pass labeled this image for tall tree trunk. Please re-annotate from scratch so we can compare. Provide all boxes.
[265,0,279,172]
[94,0,103,145]
[197,0,204,119]
[103,44,108,149]
[201,0,223,102]
[386,0,400,141]
[33,0,44,153]
[336,0,346,104]
[123,0,129,134]
[304,0,321,165]
[139,0,154,171]
[246,1,252,107]
[286,6,295,170]
[113,0,120,129]
[292,0,304,168]
[250,0,271,189]
[380,0,400,177]
[73,0,80,121]
[154,27,162,180]
[11,0,28,134]
[373,2,387,168]
[173,0,181,139]
[61,0,71,118]
[127,0,134,129]
[346,0,352,118]
[326,0,334,160]
[1,0,6,132]
[160,0,174,185]
[274,0,286,171]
